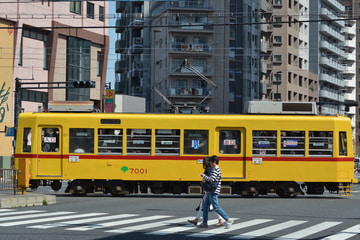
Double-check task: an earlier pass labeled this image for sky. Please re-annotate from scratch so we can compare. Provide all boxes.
[106,0,117,89]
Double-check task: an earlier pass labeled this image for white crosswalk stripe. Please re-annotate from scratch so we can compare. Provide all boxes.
[230,220,308,239]
[0,209,14,212]
[106,216,189,234]
[0,212,105,227]
[0,211,74,226]
[27,213,109,229]
[146,219,220,236]
[0,210,45,216]
[28,214,134,229]
[188,219,272,238]
[0,209,358,240]
[321,224,360,240]
[274,221,343,240]
[65,215,168,231]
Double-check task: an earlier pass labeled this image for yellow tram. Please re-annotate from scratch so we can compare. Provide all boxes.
[14,111,357,197]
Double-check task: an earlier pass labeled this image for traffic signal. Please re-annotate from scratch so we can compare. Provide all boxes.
[73,81,96,88]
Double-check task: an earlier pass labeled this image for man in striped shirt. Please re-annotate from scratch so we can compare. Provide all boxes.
[199,155,233,229]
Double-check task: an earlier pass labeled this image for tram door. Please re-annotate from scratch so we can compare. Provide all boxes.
[37,126,62,177]
[217,128,245,179]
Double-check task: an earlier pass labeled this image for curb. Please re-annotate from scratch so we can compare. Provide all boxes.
[0,193,56,208]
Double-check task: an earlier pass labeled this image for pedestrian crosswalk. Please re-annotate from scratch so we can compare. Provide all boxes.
[0,209,358,239]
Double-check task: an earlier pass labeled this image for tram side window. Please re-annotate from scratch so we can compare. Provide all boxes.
[41,128,59,152]
[339,131,347,156]
[126,129,151,155]
[281,131,305,156]
[155,129,180,155]
[23,128,32,152]
[219,130,240,154]
[69,128,94,153]
[252,131,277,156]
[184,130,208,155]
[309,131,333,157]
[98,129,122,154]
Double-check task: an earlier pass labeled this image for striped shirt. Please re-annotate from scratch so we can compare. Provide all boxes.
[203,166,222,194]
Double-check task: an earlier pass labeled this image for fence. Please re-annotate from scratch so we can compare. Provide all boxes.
[0,168,18,195]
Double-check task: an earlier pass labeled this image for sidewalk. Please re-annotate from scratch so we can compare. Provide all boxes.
[0,191,56,208]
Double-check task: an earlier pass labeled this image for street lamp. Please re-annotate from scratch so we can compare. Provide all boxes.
[273,71,282,101]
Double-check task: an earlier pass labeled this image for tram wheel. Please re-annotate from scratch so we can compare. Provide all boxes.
[276,183,300,198]
[50,180,62,191]
[240,185,259,198]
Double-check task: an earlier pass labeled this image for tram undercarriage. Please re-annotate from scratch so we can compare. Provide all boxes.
[30,179,351,198]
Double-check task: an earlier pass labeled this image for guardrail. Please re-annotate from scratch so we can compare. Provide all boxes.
[0,168,18,195]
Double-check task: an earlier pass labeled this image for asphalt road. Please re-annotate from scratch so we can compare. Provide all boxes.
[0,179,359,240]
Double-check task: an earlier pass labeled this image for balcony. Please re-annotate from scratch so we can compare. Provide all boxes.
[116,18,127,33]
[129,70,143,78]
[131,13,144,27]
[260,41,268,53]
[320,8,344,28]
[319,73,344,88]
[260,0,272,12]
[171,43,212,54]
[320,57,343,72]
[319,88,344,102]
[116,1,126,13]
[319,41,344,57]
[320,24,344,42]
[169,22,214,32]
[323,0,345,12]
[115,39,126,53]
[169,88,208,97]
[115,60,126,74]
[131,37,143,54]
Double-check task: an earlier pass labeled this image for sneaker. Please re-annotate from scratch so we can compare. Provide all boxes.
[198,223,208,228]
[224,219,233,229]
[188,219,198,225]
[214,221,224,227]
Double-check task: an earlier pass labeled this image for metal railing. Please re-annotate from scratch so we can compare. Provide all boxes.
[0,169,18,195]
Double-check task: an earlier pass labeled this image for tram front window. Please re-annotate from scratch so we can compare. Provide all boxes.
[23,128,32,152]
[219,130,240,154]
[41,128,59,152]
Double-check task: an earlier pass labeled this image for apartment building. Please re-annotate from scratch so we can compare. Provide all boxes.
[0,1,109,167]
[115,0,261,113]
[341,0,360,154]
[309,0,356,115]
[260,0,319,103]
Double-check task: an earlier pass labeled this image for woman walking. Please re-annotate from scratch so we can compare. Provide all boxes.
[198,155,233,229]
[188,157,224,227]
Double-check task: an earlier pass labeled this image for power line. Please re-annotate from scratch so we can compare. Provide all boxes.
[0,16,358,30]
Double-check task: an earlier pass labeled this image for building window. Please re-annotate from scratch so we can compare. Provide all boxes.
[274,36,282,44]
[274,55,282,62]
[67,37,91,101]
[97,51,103,76]
[18,37,23,66]
[22,26,49,70]
[99,6,104,21]
[87,2,95,19]
[70,1,81,14]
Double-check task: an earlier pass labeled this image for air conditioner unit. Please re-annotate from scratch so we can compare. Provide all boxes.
[134,86,142,93]
[134,37,143,44]
[134,13,143,20]
[133,61,143,69]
